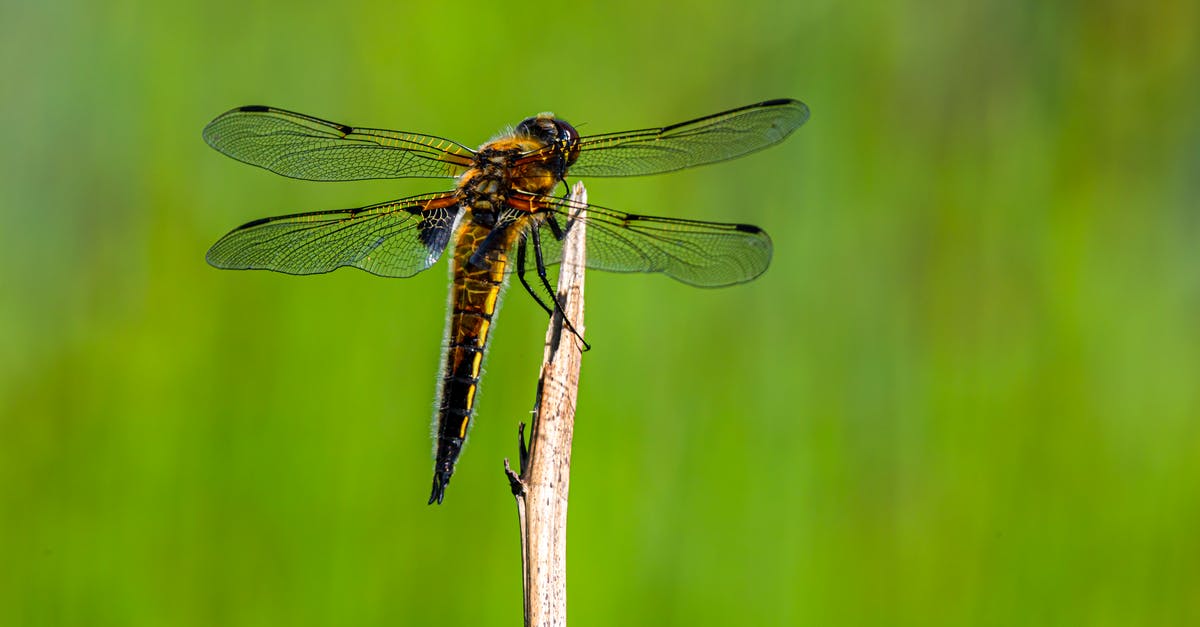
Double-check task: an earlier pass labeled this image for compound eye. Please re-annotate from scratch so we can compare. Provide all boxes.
[555,120,579,144]
[554,119,581,167]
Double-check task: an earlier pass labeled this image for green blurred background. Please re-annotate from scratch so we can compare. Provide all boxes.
[2,0,1198,625]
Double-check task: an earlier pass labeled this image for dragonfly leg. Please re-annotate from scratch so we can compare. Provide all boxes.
[531,226,590,351]
[545,213,566,240]
[516,237,556,317]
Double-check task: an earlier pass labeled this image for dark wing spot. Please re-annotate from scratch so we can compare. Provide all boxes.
[734,223,763,233]
[418,215,452,252]
[238,105,271,112]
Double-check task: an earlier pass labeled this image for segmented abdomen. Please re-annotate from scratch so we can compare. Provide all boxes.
[428,216,520,504]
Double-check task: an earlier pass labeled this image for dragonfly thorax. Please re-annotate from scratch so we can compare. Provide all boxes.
[458,149,522,219]
[459,136,571,215]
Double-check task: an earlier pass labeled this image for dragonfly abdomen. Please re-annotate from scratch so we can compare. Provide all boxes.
[429,217,518,504]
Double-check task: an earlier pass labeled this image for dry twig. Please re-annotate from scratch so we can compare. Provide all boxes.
[504,182,588,627]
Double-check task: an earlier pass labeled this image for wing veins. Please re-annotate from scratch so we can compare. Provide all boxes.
[516,194,773,286]
[207,193,458,277]
[557,99,809,178]
[203,106,475,180]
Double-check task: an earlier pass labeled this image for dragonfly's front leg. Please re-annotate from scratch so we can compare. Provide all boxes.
[516,235,555,317]
[530,224,590,351]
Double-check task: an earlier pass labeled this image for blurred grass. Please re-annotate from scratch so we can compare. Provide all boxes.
[2,0,1199,625]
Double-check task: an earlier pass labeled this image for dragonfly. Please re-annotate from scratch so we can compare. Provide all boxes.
[203,98,809,504]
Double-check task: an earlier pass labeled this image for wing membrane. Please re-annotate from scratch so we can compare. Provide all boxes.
[562,99,809,178]
[203,106,475,181]
[518,195,772,287]
[207,192,461,277]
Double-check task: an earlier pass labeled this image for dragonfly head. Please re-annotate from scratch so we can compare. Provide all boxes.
[515,114,581,177]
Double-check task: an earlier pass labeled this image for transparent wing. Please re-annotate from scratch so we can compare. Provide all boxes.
[513,195,772,287]
[561,99,808,178]
[203,106,475,181]
[207,192,461,277]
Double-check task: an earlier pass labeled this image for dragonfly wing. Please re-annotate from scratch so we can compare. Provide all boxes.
[207,192,461,278]
[564,99,809,177]
[518,196,772,287]
[203,106,475,181]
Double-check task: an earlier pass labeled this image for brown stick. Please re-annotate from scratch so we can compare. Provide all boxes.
[505,182,588,627]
